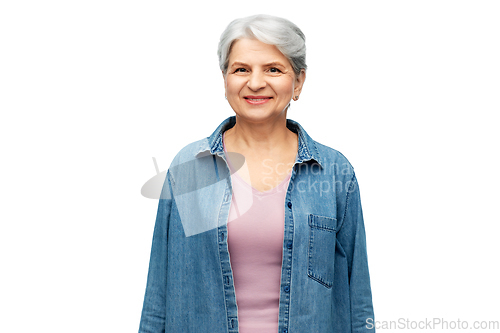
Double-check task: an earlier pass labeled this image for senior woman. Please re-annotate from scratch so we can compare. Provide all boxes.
[139,14,375,333]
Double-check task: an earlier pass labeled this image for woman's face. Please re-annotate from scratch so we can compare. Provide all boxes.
[224,38,305,124]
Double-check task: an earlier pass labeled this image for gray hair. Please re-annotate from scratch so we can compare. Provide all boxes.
[217,14,307,77]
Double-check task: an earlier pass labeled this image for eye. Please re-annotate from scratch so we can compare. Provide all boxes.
[269,67,282,73]
[234,68,247,73]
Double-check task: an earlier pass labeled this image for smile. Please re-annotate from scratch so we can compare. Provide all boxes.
[244,96,272,105]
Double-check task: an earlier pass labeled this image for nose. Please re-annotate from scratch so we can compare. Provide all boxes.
[247,71,266,91]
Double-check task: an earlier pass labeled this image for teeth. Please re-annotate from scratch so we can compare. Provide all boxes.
[248,98,267,101]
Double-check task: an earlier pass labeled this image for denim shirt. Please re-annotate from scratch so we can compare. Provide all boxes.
[139,116,375,333]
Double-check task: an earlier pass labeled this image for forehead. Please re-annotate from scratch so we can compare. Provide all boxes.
[228,38,291,66]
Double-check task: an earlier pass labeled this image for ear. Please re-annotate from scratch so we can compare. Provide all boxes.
[293,69,306,97]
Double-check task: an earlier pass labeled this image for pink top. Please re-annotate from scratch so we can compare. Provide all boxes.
[223,132,292,333]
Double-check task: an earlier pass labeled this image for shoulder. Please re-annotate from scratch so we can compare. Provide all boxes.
[167,116,232,167]
[165,137,212,185]
[289,117,355,177]
[168,137,210,167]
[313,140,355,178]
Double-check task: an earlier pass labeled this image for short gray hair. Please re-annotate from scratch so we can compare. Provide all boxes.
[217,14,307,77]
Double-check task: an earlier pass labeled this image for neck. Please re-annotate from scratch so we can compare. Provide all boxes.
[224,112,297,155]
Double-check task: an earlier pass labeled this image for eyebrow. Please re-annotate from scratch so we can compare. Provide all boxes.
[229,61,286,68]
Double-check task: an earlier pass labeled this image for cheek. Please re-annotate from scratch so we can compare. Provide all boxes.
[274,78,295,96]
[226,77,244,95]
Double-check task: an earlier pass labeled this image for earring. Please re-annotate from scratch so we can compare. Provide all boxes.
[225,95,227,100]
[294,95,299,101]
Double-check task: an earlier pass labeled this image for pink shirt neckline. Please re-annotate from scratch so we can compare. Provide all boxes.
[222,131,292,196]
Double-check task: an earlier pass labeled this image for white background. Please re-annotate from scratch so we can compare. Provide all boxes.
[1,0,499,332]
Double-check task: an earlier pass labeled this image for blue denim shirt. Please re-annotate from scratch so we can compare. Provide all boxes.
[139,116,375,333]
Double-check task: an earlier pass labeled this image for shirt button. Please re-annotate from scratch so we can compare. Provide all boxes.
[284,286,290,293]
[287,202,292,209]
[283,329,288,333]
[287,241,293,249]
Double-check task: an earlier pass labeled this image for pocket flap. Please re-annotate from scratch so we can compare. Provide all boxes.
[308,214,336,232]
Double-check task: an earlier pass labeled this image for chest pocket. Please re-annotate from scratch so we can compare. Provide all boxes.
[307,214,337,288]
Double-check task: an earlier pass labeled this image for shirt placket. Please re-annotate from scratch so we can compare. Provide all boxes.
[215,151,239,333]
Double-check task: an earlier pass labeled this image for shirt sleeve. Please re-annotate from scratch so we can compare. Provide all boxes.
[337,173,375,332]
[138,170,173,333]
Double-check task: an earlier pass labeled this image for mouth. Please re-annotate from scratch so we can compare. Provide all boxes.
[244,96,272,105]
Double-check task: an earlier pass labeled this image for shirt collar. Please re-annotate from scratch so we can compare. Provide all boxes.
[196,116,323,168]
